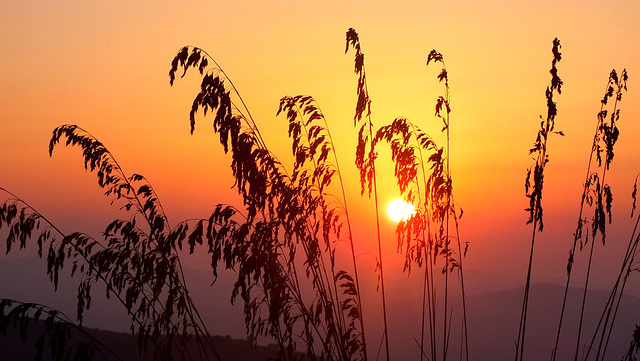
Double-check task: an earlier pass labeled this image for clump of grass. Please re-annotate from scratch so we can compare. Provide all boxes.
[373,48,469,361]
[170,44,369,361]
[1,124,224,361]
[0,298,125,361]
[551,68,628,361]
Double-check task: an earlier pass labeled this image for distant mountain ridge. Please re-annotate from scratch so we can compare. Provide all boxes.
[2,257,638,360]
[464,282,639,361]
[0,321,283,361]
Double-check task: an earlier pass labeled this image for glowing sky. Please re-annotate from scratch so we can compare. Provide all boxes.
[2,0,640,347]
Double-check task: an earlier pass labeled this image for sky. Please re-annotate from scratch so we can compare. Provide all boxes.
[2,0,640,358]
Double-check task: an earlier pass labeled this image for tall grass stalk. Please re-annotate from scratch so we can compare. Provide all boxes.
[574,69,627,361]
[549,68,627,361]
[426,50,470,361]
[516,38,563,361]
[345,28,390,361]
[431,50,453,361]
[373,49,469,361]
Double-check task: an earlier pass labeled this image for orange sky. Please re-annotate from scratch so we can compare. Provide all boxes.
[2,0,640,345]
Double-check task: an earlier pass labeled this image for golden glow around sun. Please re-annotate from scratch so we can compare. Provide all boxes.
[387,199,415,222]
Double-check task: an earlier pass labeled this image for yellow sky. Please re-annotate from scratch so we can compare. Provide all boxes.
[2,0,640,313]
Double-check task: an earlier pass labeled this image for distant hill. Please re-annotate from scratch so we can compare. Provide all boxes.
[0,321,283,361]
[0,256,247,338]
[454,282,638,361]
[356,282,639,361]
[2,257,639,360]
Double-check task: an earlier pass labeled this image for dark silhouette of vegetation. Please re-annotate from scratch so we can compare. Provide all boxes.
[551,68,628,361]
[624,325,640,361]
[344,28,389,361]
[373,49,469,361]
[516,37,564,361]
[0,28,636,361]
[0,299,123,361]
[515,38,634,361]
[1,123,223,361]
[0,318,288,361]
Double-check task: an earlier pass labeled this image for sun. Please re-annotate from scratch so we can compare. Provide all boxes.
[387,199,415,222]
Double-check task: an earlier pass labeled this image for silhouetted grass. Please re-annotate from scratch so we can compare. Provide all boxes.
[551,68,628,361]
[0,29,636,361]
[516,37,564,361]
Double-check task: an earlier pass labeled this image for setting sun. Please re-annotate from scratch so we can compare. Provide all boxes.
[387,199,415,222]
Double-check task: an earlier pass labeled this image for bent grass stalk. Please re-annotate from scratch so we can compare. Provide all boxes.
[551,70,622,361]
[574,69,626,361]
[548,68,627,361]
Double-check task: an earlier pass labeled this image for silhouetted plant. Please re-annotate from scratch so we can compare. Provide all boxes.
[583,169,640,361]
[516,37,563,361]
[277,93,369,361]
[550,68,628,361]
[1,123,223,361]
[426,49,470,361]
[344,28,390,361]
[169,44,367,361]
[0,299,123,361]
[623,325,640,361]
[371,48,469,361]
